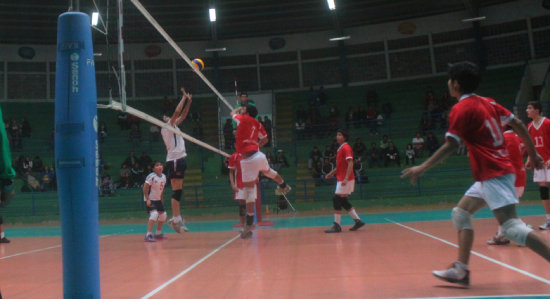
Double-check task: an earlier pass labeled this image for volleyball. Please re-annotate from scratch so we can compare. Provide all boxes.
[191,58,204,71]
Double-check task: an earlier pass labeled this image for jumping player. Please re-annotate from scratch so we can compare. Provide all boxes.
[401,61,550,286]
[231,104,291,238]
[143,162,167,242]
[162,87,191,233]
[487,128,527,245]
[324,129,365,233]
[526,101,550,230]
[228,151,246,228]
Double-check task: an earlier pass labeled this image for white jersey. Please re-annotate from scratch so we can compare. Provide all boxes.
[143,172,166,201]
[161,123,187,161]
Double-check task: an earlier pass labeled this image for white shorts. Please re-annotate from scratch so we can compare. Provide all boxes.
[464,174,518,210]
[335,180,355,195]
[515,186,525,198]
[240,151,270,183]
[234,188,246,200]
[534,166,550,182]
[242,185,257,203]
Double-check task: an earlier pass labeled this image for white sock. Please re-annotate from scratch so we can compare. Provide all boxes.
[497,226,503,235]
[456,260,469,271]
[546,214,550,220]
[1,232,4,238]
[175,215,182,223]
[348,208,360,220]
[334,214,341,224]
[156,230,162,235]
[146,232,152,236]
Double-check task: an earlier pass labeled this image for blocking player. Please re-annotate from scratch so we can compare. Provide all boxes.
[231,104,291,239]
[143,162,167,242]
[162,87,191,233]
[526,101,550,230]
[401,61,550,286]
[324,129,365,233]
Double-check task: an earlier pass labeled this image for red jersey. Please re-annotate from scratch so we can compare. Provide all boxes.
[527,117,550,162]
[232,114,267,154]
[446,94,515,181]
[503,130,526,187]
[336,143,355,182]
[228,152,243,189]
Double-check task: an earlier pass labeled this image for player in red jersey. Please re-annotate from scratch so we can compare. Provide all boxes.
[526,101,550,230]
[402,61,550,286]
[228,152,246,228]
[324,129,365,233]
[487,128,527,245]
[231,104,291,238]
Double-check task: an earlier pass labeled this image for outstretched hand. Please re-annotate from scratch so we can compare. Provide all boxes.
[400,166,424,185]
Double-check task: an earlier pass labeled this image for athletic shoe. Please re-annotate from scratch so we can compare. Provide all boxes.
[0,237,10,243]
[432,262,470,286]
[539,220,550,230]
[180,219,189,232]
[154,233,167,239]
[349,220,365,231]
[168,218,182,233]
[487,234,510,245]
[325,222,342,233]
[240,224,254,239]
[144,235,156,242]
[277,184,292,194]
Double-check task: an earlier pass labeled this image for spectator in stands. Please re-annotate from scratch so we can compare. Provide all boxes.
[412,132,424,158]
[324,145,335,162]
[139,152,153,170]
[382,101,393,119]
[318,86,327,105]
[100,174,114,196]
[405,143,415,166]
[380,134,390,151]
[384,141,401,167]
[129,125,142,149]
[21,117,31,138]
[322,157,335,184]
[296,105,307,122]
[8,119,22,151]
[40,165,54,191]
[237,92,255,107]
[98,121,107,143]
[192,121,203,140]
[149,123,160,142]
[22,156,32,174]
[366,104,379,135]
[425,132,440,155]
[296,118,306,140]
[119,163,132,189]
[353,157,366,183]
[312,160,323,185]
[32,156,43,175]
[345,106,357,129]
[265,151,275,169]
[358,105,368,127]
[367,142,382,168]
[275,149,289,168]
[309,146,322,169]
[124,152,139,168]
[366,88,379,108]
[128,114,141,130]
[223,119,234,149]
[353,138,367,159]
[117,111,129,130]
[263,116,272,146]
[131,162,145,187]
[309,105,322,138]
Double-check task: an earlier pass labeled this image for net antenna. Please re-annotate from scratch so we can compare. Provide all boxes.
[129,0,233,110]
[234,78,239,106]
[117,0,127,112]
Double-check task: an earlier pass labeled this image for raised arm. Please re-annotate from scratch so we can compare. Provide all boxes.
[175,90,192,126]
[169,88,190,126]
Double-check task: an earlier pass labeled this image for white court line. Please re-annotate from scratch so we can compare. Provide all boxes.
[0,230,132,260]
[403,294,550,299]
[141,234,241,299]
[385,218,550,285]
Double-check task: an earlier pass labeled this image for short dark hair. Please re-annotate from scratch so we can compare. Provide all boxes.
[448,61,481,94]
[240,91,248,96]
[528,101,542,113]
[336,129,349,141]
[245,104,258,118]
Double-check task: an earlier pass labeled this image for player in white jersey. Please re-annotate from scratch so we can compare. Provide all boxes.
[143,162,167,242]
[161,88,192,233]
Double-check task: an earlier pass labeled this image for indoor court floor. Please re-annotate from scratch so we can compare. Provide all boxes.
[1,205,550,299]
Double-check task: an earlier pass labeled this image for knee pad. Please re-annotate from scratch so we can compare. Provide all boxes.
[172,189,183,202]
[239,203,246,217]
[263,168,278,180]
[149,210,159,222]
[502,218,533,246]
[341,197,352,211]
[540,186,549,200]
[451,207,473,230]
[158,212,167,222]
[332,195,343,211]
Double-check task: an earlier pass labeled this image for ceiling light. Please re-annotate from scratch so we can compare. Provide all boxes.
[205,47,227,52]
[209,8,216,22]
[91,12,99,26]
[327,0,336,10]
[461,16,486,22]
[329,36,350,41]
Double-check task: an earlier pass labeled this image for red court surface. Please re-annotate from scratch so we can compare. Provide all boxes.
[1,215,550,298]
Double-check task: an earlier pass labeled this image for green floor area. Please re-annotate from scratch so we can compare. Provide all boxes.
[5,204,546,238]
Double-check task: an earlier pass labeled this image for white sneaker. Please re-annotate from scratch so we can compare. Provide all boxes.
[432,262,470,286]
[168,218,182,233]
[180,219,189,232]
[539,220,550,230]
[240,224,255,239]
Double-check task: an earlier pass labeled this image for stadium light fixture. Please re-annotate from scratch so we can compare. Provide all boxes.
[327,0,336,10]
[329,35,350,41]
[91,12,99,26]
[462,16,486,22]
[209,8,216,22]
[205,47,227,52]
